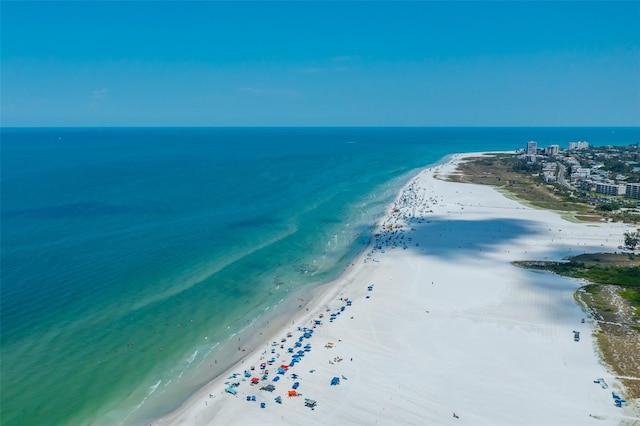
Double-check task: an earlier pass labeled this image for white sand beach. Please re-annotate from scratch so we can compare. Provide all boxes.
[158,153,640,426]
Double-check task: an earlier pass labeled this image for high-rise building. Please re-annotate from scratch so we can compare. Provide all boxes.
[568,141,589,150]
[546,145,560,156]
[626,183,640,199]
[526,141,537,155]
[595,183,625,196]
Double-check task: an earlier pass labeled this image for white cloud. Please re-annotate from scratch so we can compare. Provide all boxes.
[91,88,109,100]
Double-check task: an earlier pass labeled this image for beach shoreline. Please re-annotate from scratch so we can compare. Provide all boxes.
[156,152,640,425]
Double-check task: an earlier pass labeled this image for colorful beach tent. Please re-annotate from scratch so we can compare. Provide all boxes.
[330,377,340,386]
[288,390,298,397]
[251,377,260,384]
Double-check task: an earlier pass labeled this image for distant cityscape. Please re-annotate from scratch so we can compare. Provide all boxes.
[521,140,640,200]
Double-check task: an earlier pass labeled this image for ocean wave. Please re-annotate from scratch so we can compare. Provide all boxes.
[119,379,162,425]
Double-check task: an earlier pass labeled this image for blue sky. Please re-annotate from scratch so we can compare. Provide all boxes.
[2,1,639,127]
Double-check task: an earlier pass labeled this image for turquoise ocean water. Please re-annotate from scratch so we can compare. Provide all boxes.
[2,127,639,425]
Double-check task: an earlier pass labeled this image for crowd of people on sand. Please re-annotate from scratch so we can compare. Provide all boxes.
[365,173,437,262]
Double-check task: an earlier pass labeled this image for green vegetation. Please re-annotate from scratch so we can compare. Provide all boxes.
[624,229,640,249]
[597,202,621,212]
[515,256,640,309]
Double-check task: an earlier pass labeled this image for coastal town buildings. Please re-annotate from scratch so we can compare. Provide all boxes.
[524,141,640,200]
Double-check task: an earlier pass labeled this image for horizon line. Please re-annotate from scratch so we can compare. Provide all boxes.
[3,125,640,130]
